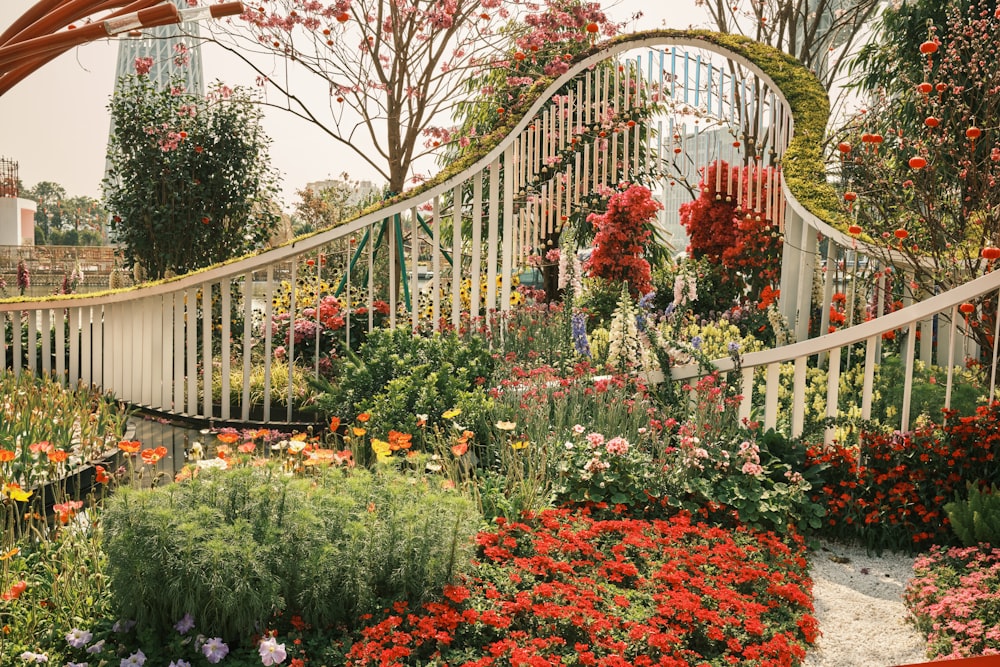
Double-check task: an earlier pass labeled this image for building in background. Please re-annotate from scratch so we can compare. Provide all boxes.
[0,157,37,246]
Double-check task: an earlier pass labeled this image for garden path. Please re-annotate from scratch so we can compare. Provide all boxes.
[804,540,927,667]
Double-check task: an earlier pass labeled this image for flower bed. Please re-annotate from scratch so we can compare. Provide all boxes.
[904,545,1000,660]
[805,403,1000,554]
[347,507,818,666]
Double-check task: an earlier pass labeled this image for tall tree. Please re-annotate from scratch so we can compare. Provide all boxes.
[104,70,281,279]
[833,1,1000,350]
[697,0,880,91]
[24,180,66,242]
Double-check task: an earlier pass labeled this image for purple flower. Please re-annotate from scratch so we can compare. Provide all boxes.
[571,311,591,357]
[174,613,195,634]
[202,638,229,664]
[112,620,135,633]
[86,640,106,654]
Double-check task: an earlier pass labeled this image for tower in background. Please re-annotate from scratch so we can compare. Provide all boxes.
[111,0,204,94]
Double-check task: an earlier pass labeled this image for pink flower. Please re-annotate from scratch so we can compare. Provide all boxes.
[134,57,154,75]
[605,436,629,456]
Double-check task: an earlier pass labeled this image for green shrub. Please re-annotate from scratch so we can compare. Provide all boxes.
[101,465,479,643]
[945,483,1000,547]
[313,326,495,441]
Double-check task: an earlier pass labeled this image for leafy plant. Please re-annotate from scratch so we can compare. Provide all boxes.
[104,72,280,280]
[944,483,1000,547]
[809,401,1000,553]
[101,465,479,643]
[313,326,495,440]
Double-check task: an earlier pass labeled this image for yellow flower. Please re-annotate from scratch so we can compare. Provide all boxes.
[495,420,517,431]
[371,438,393,463]
[442,408,462,420]
[511,440,529,451]
[3,483,31,502]
[0,547,19,561]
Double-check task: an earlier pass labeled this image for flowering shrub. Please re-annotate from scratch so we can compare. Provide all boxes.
[552,428,660,509]
[807,402,1000,553]
[346,508,818,666]
[313,327,495,442]
[660,374,826,536]
[679,160,782,308]
[584,184,662,296]
[105,73,280,279]
[905,544,1000,660]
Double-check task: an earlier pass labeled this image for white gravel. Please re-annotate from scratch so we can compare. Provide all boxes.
[803,540,929,667]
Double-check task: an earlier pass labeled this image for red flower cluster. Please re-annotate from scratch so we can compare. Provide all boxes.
[346,508,817,666]
[680,161,783,304]
[806,402,1000,552]
[584,185,661,296]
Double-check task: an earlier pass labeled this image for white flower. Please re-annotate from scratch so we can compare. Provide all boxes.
[259,637,287,666]
[120,650,146,667]
[66,628,93,649]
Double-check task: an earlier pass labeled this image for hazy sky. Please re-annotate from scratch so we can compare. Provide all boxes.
[0,1,709,209]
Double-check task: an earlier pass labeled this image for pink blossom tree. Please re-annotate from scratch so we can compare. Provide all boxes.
[212,0,617,196]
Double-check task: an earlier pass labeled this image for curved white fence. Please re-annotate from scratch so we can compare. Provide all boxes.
[4,30,983,434]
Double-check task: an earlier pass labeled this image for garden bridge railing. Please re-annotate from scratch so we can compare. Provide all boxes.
[2,30,991,436]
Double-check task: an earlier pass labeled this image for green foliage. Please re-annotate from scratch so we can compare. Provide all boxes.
[101,465,479,643]
[0,519,114,666]
[313,327,495,440]
[576,276,623,329]
[662,425,827,538]
[104,75,281,280]
[874,356,984,423]
[945,483,1000,547]
[552,429,660,509]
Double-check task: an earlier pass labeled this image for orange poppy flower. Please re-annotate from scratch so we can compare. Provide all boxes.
[0,450,15,462]
[451,442,468,457]
[140,446,168,465]
[356,413,371,423]
[329,417,341,433]
[238,442,256,454]
[387,430,413,451]
[352,427,367,437]
[95,465,110,484]
[118,440,141,454]
[47,450,69,463]
[216,431,240,444]
[2,581,27,601]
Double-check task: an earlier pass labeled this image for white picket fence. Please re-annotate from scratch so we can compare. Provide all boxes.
[2,30,989,432]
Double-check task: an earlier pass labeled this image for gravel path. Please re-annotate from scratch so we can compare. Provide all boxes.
[804,540,929,667]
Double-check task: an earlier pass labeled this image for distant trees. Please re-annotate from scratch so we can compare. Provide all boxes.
[20,181,106,246]
[291,175,380,236]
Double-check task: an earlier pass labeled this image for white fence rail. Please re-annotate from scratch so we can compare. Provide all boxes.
[0,32,896,430]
